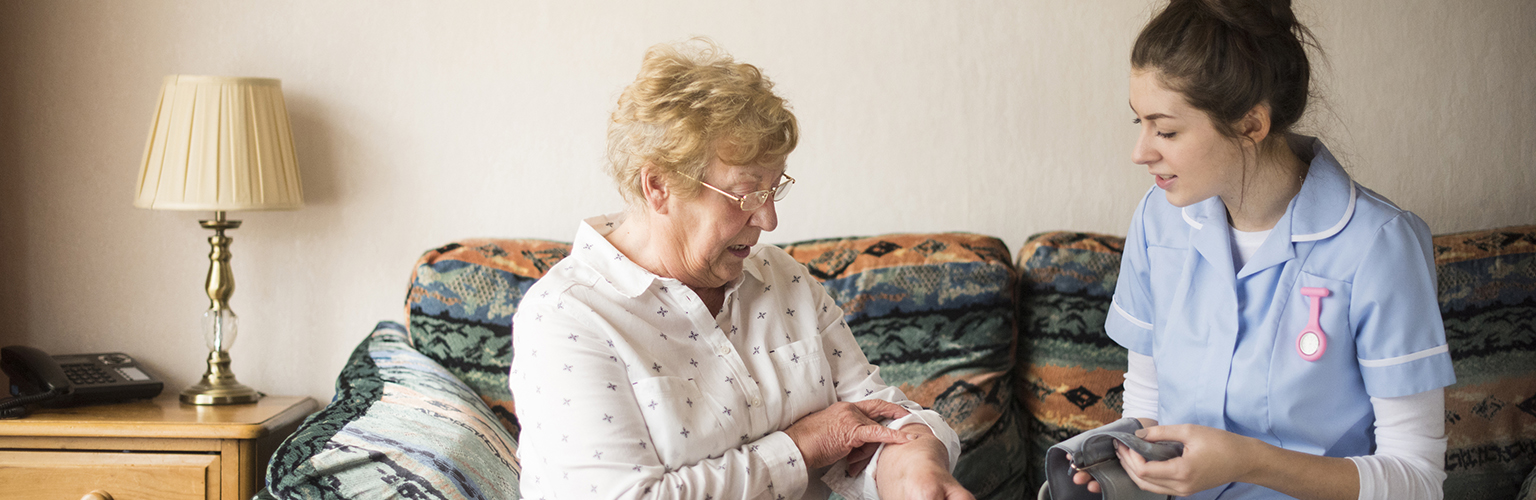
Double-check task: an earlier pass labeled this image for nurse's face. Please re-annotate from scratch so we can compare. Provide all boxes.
[1129,70,1247,208]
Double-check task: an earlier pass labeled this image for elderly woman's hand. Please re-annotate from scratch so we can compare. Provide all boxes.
[874,424,975,500]
[783,399,917,469]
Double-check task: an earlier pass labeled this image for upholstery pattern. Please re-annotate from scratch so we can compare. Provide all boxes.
[1012,231,1129,493]
[386,234,1029,498]
[405,238,570,437]
[264,322,520,500]
[1433,225,1536,499]
[263,226,1536,500]
[781,233,1030,499]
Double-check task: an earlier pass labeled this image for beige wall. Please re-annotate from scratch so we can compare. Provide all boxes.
[1,1,1531,403]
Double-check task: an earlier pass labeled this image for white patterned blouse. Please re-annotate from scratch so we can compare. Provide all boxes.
[509,213,960,500]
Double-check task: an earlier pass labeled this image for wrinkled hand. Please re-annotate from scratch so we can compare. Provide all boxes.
[1114,424,1260,497]
[783,400,916,469]
[874,425,974,500]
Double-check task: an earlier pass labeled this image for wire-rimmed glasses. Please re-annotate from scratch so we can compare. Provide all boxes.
[686,172,795,211]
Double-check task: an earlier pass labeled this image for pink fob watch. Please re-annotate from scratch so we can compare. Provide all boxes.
[1297,287,1330,361]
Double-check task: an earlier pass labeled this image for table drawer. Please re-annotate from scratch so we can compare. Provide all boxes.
[0,450,218,500]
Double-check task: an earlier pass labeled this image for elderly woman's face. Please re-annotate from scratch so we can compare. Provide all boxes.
[665,155,784,290]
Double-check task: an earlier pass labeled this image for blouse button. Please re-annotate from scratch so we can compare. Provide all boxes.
[716,343,732,356]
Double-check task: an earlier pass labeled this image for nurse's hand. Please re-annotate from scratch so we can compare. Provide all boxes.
[1114,424,1261,497]
[1070,418,1158,493]
[1070,463,1102,493]
[784,399,917,469]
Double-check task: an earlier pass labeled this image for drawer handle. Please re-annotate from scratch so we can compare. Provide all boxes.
[81,490,115,500]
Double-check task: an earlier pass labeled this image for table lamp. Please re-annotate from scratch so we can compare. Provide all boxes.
[134,75,303,405]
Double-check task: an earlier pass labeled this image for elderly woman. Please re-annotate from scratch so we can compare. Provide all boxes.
[508,39,970,500]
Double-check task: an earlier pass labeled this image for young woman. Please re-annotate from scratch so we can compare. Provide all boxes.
[1081,0,1457,499]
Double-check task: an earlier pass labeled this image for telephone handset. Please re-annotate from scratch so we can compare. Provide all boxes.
[0,345,164,418]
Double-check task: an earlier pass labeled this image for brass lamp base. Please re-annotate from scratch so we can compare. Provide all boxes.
[181,349,262,405]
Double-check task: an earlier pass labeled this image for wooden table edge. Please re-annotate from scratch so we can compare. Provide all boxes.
[0,396,319,440]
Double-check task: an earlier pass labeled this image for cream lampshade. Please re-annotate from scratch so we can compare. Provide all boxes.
[135,75,303,405]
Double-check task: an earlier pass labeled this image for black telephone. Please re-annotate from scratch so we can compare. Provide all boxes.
[0,345,164,418]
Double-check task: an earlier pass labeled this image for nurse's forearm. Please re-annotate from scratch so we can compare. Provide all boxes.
[1242,442,1359,500]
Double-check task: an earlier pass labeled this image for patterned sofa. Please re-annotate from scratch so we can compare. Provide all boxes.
[260,226,1536,500]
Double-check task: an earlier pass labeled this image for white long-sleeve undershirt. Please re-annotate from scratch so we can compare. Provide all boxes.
[1121,351,1446,500]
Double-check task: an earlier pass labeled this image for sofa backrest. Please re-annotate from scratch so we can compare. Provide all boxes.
[1013,231,1131,492]
[398,226,1536,498]
[402,232,1037,498]
[405,238,570,436]
[1014,225,1536,498]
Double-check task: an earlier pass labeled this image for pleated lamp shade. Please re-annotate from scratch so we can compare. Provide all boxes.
[135,75,303,211]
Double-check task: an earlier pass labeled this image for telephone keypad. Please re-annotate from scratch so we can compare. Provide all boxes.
[61,363,117,385]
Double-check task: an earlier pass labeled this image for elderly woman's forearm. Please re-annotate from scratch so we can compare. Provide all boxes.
[870,424,961,497]
[883,424,948,466]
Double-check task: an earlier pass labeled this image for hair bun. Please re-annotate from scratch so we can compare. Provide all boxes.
[1133,0,1317,142]
[1185,0,1300,38]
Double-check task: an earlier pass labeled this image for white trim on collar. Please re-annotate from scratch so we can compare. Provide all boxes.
[1175,177,1356,242]
[1181,207,1204,230]
[1291,181,1357,242]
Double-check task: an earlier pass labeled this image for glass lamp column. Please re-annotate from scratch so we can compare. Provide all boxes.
[180,211,262,405]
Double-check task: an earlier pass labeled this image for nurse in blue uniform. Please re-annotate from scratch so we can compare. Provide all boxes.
[1075,0,1457,499]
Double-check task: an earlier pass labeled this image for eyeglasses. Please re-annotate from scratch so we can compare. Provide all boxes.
[685,172,795,212]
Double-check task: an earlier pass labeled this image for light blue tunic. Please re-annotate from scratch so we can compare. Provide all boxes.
[1105,136,1456,499]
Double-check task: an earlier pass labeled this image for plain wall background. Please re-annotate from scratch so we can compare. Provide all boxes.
[1,1,1531,404]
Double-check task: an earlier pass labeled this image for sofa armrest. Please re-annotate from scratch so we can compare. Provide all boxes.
[264,321,520,499]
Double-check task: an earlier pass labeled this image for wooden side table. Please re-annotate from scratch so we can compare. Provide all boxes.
[0,394,318,500]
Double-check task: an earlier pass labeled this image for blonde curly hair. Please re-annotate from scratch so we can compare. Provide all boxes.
[606,37,798,204]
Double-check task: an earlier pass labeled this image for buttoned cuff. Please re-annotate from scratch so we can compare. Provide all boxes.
[756,431,808,500]
[823,401,960,500]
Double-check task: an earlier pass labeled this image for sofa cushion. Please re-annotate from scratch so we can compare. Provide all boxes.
[780,233,1029,499]
[1013,231,1129,493]
[265,322,520,499]
[405,239,571,436]
[1433,225,1536,499]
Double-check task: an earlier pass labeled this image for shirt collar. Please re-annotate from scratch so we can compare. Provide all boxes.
[572,212,755,298]
[740,247,767,283]
[1179,135,1356,243]
[573,212,659,298]
[1283,135,1356,242]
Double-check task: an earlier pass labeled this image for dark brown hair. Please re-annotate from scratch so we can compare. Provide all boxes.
[1132,0,1317,146]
